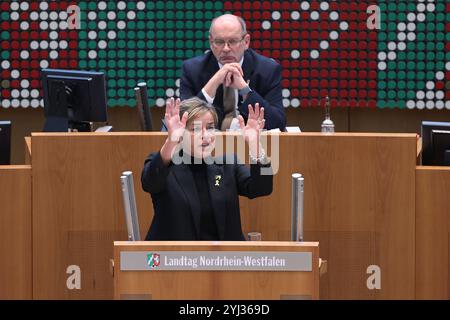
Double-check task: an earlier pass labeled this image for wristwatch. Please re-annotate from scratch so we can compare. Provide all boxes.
[249,148,271,166]
[238,85,252,97]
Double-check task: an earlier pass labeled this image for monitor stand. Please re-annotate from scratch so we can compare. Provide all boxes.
[43,117,93,132]
[43,116,69,132]
[444,150,450,166]
[69,120,93,132]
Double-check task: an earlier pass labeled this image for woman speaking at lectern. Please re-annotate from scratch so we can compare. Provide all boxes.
[141,97,272,241]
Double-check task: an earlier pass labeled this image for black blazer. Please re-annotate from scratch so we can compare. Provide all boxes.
[141,152,273,241]
[180,49,286,131]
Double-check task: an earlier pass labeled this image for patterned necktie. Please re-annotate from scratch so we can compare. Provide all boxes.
[221,85,236,131]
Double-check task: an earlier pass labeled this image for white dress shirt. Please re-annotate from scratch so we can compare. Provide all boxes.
[201,57,244,131]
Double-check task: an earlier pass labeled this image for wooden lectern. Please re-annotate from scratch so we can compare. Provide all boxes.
[113,241,319,300]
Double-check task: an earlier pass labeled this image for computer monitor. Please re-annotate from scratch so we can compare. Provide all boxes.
[0,121,11,165]
[41,68,108,132]
[421,121,450,166]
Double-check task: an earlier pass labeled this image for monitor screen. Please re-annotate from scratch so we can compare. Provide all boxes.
[41,69,108,132]
[421,121,450,166]
[0,121,11,165]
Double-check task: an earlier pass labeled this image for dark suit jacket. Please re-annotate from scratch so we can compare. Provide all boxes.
[141,152,273,241]
[180,49,286,131]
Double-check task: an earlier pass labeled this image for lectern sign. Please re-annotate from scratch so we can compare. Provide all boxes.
[121,251,312,272]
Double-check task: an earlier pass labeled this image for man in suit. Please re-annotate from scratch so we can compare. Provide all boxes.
[180,14,286,131]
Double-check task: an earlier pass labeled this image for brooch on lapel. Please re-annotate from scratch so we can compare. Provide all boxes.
[214,175,221,187]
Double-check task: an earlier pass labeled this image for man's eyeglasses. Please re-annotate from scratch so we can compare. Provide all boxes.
[211,36,246,49]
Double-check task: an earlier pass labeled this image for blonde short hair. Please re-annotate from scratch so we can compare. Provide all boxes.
[179,97,218,128]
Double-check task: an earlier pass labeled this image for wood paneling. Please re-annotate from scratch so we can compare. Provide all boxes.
[0,165,32,299]
[416,167,450,299]
[31,132,417,299]
[31,133,165,299]
[114,241,319,300]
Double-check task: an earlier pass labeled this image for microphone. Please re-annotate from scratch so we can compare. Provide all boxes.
[137,82,153,131]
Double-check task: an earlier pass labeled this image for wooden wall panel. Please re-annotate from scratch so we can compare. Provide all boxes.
[31,133,165,299]
[31,132,416,299]
[239,133,417,299]
[416,167,450,299]
[0,165,32,299]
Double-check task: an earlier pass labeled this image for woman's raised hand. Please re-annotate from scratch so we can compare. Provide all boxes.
[238,103,265,144]
[165,97,188,143]
[238,103,266,160]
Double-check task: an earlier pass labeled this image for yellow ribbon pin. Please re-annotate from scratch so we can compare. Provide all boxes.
[215,175,221,187]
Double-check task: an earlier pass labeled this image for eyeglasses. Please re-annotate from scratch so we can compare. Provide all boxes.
[211,36,246,48]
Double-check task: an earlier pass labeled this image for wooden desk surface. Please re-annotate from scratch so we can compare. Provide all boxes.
[24,136,31,165]
[114,240,320,248]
